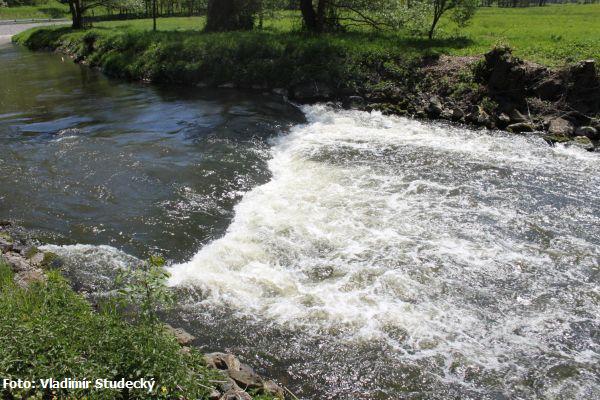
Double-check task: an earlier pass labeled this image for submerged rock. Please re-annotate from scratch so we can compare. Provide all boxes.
[548,118,574,136]
[507,122,534,133]
[568,136,594,151]
[574,126,598,139]
[164,324,196,346]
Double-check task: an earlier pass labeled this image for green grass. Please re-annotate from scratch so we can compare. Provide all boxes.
[442,4,600,66]
[0,258,223,399]
[84,4,600,67]
[8,4,600,66]
[0,1,68,20]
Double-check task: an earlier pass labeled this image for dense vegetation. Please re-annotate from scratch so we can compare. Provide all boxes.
[0,257,224,399]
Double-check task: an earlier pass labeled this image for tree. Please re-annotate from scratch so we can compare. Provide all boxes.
[59,0,115,29]
[426,0,477,39]
[205,0,259,32]
[299,0,404,33]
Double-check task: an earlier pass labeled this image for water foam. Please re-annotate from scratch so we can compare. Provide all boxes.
[168,105,599,378]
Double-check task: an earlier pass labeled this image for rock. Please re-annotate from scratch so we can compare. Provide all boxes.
[227,364,263,390]
[219,389,252,400]
[427,96,443,117]
[4,253,30,272]
[164,324,196,346]
[497,113,511,128]
[440,108,454,120]
[533,77,564,101]
[452,108,464,121]
[507,122,534,133]
[218,377,241,393]
[341,95,364,109]
[10,241,29,255]
[204,353,241,371]
[0,220,11,227]
[482,47,528,101]
[565,60,600,113]
[262,380,285,399]
[508,109,527,123]
[208,388,221,400]
[0,237,12,252]
[28,252,45,267]
[291,81,332,102]
[467,106,491,127]
[14,269,46,288]
[543,134,571,145]
[548,118,574,136]
[40,252,62,269]
[574,126,598,139]
[568,136,594,151]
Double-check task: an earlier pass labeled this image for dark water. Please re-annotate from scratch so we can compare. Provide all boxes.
[0,43,304,261]
[2,43,600,400]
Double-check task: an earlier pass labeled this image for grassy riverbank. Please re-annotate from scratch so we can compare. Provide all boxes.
[81,4,600,66]
[0,258,224,399]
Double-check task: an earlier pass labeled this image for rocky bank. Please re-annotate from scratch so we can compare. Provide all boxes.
[0,222,286,400]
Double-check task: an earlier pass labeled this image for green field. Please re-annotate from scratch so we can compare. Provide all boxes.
[0,0,68,20]
[6,4,599,65]
[78,4,599,66]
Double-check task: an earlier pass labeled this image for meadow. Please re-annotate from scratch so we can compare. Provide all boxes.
[12,4,596,66]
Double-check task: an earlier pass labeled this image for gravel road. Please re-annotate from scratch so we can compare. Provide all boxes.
[0,21,69,44]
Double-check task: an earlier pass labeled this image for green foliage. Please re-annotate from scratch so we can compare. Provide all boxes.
[0,257,222,400]
[116,255,174,323]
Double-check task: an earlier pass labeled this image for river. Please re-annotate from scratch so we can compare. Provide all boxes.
[1,42,599,399]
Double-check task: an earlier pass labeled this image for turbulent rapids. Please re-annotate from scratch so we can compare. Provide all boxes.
[2,44,598,400]
[167,105,600,399]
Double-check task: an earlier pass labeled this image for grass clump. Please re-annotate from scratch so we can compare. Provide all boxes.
[0,257,222,399]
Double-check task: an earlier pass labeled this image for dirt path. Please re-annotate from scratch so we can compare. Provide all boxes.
[0,20,69,44]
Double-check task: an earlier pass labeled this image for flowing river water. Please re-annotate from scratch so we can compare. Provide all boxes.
[1,43,599,399]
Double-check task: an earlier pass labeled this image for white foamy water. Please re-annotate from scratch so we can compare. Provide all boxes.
[168,105,600,398]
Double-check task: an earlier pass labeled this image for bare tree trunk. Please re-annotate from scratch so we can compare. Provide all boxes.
[300,0,318,31]
[205,0,255,32]
[70,0,83,29]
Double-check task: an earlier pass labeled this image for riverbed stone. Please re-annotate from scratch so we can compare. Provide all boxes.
[164,324,196,346]
[0,237,12,252]
[568,136,594,151]
[507,122,534,133]
[227,367,263,390]
[509,109,527,123]
[497,113,511,128]
[204,353,242,371]
[548,118,574,136]
[262,380,285,399]
[4,252,30,272]
[219,389,252,400]
[427,96,443,117]
[574,126,598,139]
[14,269,46,288]
[533,77,564,101]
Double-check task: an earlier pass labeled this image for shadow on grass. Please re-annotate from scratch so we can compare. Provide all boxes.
[87,25,474,56]
[20,26,73,49]
[38,7,69,19]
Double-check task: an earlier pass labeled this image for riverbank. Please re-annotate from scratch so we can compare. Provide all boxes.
[0,224,284,400]
[13,25,600,150]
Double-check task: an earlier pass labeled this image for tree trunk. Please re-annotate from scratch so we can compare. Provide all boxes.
[205,0,255,32]
[300,0,318,31]
[70,0,83,29]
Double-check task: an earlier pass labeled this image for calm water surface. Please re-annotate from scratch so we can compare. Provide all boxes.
[1,43,599,400]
